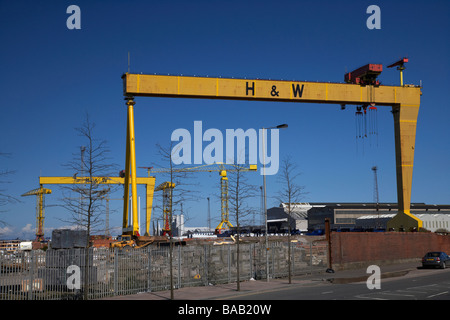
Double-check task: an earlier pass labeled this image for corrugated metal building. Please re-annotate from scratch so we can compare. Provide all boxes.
[281,202,450,232]
[410,213,450,232]
[355,213,450,232]
[267,203,309,233]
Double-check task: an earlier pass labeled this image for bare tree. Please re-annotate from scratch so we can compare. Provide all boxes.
[61,114,117,233]
[60,113,118,299]
[0,153,19,233]
[228,166,257,291]
[154,142,199,300]
[275,156,307,283]
[154,142,199,235]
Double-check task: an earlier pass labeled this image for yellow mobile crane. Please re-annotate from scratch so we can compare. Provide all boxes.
[121,62,423,231]
[145,163,257,234]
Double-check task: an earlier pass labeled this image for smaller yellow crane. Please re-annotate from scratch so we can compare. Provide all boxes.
[21,186,52,242]
[145,163,257,234]
[154,181,176,236]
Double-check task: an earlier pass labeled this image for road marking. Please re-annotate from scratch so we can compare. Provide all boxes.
[356,290,415,300]
[354,294,387,300]
[407,284,439,292]
[427,291,449,299]
[397,289,427,294]
[379,291,415,297]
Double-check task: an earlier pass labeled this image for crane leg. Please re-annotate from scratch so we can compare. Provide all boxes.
[123,96,139,236]
[387,104,422,231]
[123,104,130,230]
[145,183,155,236]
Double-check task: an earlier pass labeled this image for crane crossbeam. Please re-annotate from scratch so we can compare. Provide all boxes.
[39,176,153,185]
[149,163,257,174]
[122,73,420,107]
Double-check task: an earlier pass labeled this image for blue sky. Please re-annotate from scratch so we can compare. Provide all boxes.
[0,0,449,239]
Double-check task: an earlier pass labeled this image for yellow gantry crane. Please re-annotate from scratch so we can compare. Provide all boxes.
[21,186,52,241]
[146,163,257,234]
[38,176,155,236]
[121,62,423,231]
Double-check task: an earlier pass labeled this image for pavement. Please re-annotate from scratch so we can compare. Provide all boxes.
[100,260,423,300]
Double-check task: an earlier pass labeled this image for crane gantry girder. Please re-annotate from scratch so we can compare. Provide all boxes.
[122,73,420,106]
[38,176,155,236]
[122,72,423,231]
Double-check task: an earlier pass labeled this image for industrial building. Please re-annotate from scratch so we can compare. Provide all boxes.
[153,214,185,237]
[0,239,21,253]
[268,203,450,233]
[267,203,309,233]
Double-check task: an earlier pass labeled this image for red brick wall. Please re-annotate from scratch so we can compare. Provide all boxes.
[90,239,114,248]
[331,232,450,269]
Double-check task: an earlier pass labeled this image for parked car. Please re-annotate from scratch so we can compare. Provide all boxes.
[422,252,450,269]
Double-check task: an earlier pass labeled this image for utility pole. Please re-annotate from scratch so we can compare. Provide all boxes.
[262,124,288,282]
[325,218,333,273]
[372,166,380,228]
[207,197,211,232]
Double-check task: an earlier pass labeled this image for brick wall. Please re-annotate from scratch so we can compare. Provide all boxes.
[331,232,450,269]
[90,239,114,248]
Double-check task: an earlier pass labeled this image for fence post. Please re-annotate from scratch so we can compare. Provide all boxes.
[177,245,181,289]
[325,218,333,272]
[28,252,34,300]
[147,247,151,292]
[203,245,208,286]
[228,245,231,283]
[249,244,252,280]
[270,243,274,279]
[114,248,118,296]
[291,244,295,277]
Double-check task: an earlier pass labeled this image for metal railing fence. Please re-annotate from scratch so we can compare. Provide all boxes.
[0,237,327,300]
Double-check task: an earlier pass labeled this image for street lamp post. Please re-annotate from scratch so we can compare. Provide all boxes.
[207,197,211,232]
[262,123,288,282]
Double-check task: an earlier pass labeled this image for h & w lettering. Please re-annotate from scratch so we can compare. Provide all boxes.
[292,84,304,98]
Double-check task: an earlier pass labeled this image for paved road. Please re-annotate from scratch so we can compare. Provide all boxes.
[103,261,450,301]
[221,267,450,300]
[102,263,449,319]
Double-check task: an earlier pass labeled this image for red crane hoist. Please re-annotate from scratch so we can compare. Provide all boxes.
[345,64,383,86]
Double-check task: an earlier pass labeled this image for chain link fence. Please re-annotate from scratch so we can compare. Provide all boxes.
[0,236,327,300]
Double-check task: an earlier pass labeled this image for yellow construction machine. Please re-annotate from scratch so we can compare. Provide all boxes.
[109,234,168,249]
